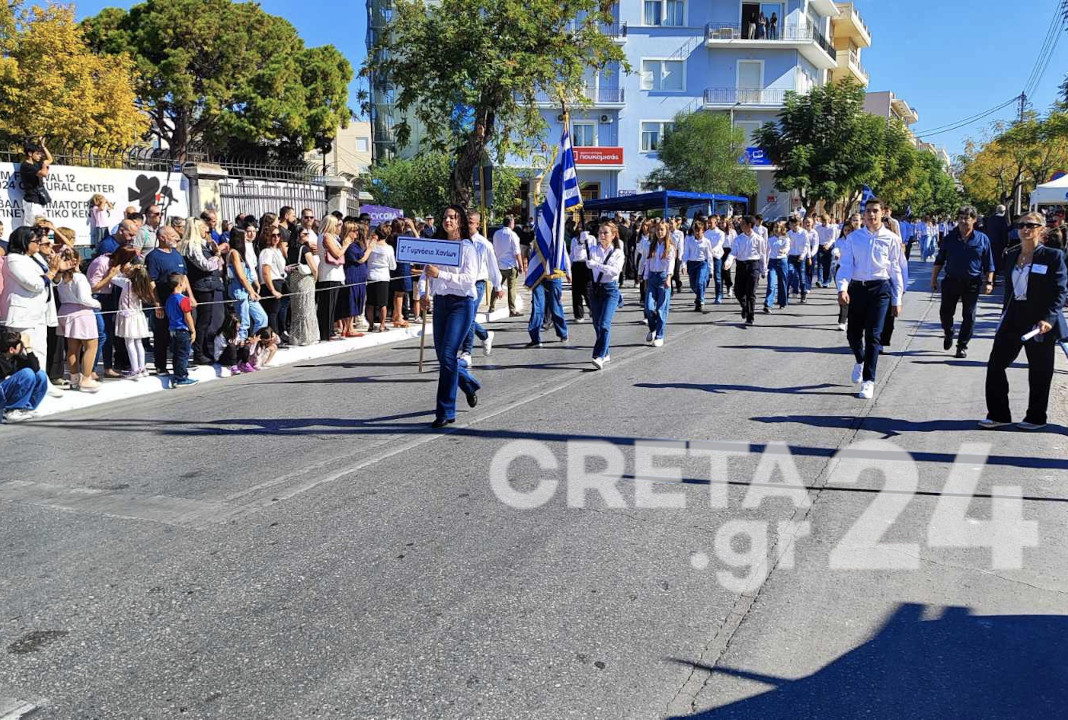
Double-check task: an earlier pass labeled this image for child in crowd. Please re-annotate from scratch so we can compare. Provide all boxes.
[111,264,154,379]
[165,273,197,388]
[89,194,114,249]
[250,327,279,370]
[214,312,254,375]
[55,246,102,393]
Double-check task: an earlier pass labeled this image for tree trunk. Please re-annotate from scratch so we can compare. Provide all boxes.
[450,105,496,208]
[170,108,189,163]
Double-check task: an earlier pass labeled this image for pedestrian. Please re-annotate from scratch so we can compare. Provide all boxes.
[340,221,372,337]
[769,11,778,39]
[732,216,768,326]
[18,140,52,223]
[110,264,154,379]
[490,215,524,316]
[145,226,187,374]
[526,240,570,349]
[802,216,819,292]
[834,214,861,331]
[165,274,197,387]
[636,219,652,319]
[683,218,713,312]
[815,214,836,287]
[644,219,676,346]
[257,223,288,340]
[426,205,481,429]
[89,193,115,249]
[387,218,412,328]
[670,217,686,294]
[55,247,102,392]
[587,220,625,370]
[836,198,905,400]
[706,215,728,304]
[786,216,810,303]
[1,226,60,374]
[763,221,790,313]
[315,215,347,340]
[181,217,226,364]
[878,231,909,352]
[287,225,320,346]
[569,221,592,322]
[985,204,1011,278]
[0,328,50,423]
[226,226,267,341]
[931,205,995,359]
[366,225,396,334]
[461,210,502,364]
[981,211,1067,430]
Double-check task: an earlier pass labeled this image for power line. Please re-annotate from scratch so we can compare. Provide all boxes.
[913,97,1021,140]
[1022,0,1065,96]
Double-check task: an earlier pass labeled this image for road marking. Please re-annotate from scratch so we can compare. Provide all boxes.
[0,698,38,720]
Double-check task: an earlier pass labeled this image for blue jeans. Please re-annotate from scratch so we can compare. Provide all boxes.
[433,295,481,421]
[463,280,489,354]
[846,280,891,382]
[787,256,808,297]
[712,257,724,301]
[645,271,671,339]
[687,261,710,305]
[170,329,192,382]
[528,277,568,342]
[765,257,789,308]
[0,368,49,411]
[230,286,268,340]
[589,282,620,359]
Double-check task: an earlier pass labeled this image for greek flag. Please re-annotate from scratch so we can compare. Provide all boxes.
[859,185,875,206]
[526,122,583,288]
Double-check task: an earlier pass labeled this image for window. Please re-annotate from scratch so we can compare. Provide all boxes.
[734,121,761,147]
[641,121,674,152]
[643,0,684,26]
[641,59,684,92]
[572,122,596,147]
[355,137,370,153]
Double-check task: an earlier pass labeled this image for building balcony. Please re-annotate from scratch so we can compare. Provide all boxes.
[534,85,625,108]
[601,21,627,43]
[705,22,837,71]
[891,97,919,126]
[832,2,871,48]
[703,87,787,108]
[833,48,869,86]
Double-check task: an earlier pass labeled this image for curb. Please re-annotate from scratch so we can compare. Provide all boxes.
[29,307,511,419]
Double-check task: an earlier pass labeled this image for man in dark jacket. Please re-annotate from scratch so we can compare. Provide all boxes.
[0,329,49,422]
[984,204,1011,278]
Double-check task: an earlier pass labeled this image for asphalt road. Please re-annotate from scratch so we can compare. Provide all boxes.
[2,263,1066,719]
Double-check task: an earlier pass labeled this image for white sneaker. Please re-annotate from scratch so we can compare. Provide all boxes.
[46,384,64,398]
[3,409,34,423]
[653,338,664,348]
[851,363,863,384]
[602,355,611,364]
[837,323,847,331]
[483,331,494,356]
[591,357,604,371]
[459,352,472,367]
[646,332,654,344]
[857,381,874,400]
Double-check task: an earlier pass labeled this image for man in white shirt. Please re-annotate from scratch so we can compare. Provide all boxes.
[569,222,593,322]
[732,216,768,325]
[836,197,905,400]
[802,216,820,293]
[671,217,685,293]
[706,215,728,304]
[786,217,811,303]
[490,215,525,316]
[814,214,837,287]
[462,210,504,363]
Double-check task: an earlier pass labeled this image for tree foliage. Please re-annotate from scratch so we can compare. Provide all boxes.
[364,0,627,206]
[0,2,147,150]
[960,112,1068,215]
[81,0,352,160]
[369,149,521,220]
[643,111,758,197]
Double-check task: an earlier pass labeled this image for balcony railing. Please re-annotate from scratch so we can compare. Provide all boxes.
[837,48,868,83]
[704,22,836,58]
[600,21,627,38]
[835,2,871,40]
[534,86,625,104]
[704,87,787,106]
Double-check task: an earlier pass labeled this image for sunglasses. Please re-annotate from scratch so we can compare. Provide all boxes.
[1017,222,1043,229]
[271,232,281,237]
[302,215,315,220]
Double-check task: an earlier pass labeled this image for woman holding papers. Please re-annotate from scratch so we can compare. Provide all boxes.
[981,211,1067,431]
[425,205,481,429]
[586,221,625,370]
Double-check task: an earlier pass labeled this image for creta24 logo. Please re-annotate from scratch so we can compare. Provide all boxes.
[128,174,177,213]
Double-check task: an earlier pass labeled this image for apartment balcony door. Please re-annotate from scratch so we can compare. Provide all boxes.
[737,60,764,102]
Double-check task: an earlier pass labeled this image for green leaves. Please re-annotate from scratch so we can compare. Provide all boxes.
[644,110,758,197]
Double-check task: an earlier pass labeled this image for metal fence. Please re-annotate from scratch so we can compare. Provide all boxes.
[218,179,327,222]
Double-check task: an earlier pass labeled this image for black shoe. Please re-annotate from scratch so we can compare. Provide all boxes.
[956,346,967,358]
[800,295,807,304]
[525,340,543,348]
[465,392,478,408]
[430,417,455,429]
[944,332,954,350]
[746,317,754,325]
[762,306,771,314]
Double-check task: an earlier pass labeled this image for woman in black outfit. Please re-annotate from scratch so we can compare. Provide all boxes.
[981,211,1068,431]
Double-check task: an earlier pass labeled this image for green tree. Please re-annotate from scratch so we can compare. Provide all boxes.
[754,80,883,215]
[0,2,147,150]
[370,149,521,219]
[643,110,758,197]
[81,0,352,160]
[363,0,626,206]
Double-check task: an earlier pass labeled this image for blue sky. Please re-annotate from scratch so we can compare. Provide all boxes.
[73,0,1067,160]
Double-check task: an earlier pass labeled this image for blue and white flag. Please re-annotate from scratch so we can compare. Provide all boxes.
[526,121,583,288]
[859,185,875,206]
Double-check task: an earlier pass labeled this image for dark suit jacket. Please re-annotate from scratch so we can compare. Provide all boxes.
[1001,245,1068,340]
[985,214,1010,258]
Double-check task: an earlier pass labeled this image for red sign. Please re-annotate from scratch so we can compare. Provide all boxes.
[574,146,624,166]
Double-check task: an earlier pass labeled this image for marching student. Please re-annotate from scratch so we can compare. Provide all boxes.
[643,220,676,347]
[834,214,862,331]
[635,220,652,322]
[836,198,905,400]
[878,228,909,352]
[786,216,810,303]
[425,205,481,429]
[802,216,820,293]
[586,221,625,369]
[763,221,790,313]
[683,219,713,312]
[569,220,593,322]
[670,217,686,294]
[732,216,768,326]
[707,215,728,304]
[981,211,1067,431]
[815,214,837,287]
[461,210,503,365]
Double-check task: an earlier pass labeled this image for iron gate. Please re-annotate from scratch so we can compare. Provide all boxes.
[218,179,327,222]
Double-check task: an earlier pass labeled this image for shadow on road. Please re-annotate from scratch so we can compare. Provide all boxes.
[667,603,1068,719]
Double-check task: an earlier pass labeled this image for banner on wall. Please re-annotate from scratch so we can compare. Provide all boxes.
[359,204,404,223]
[1,163,190,246]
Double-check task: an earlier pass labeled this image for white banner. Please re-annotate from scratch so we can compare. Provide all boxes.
[1,163,190,246]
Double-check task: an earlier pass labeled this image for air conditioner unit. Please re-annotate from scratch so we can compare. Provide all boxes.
[599,114,612,123]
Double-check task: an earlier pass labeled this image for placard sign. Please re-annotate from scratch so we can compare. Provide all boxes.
[396,236,461,267]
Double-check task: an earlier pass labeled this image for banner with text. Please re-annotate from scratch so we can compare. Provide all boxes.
[396,236,461,267]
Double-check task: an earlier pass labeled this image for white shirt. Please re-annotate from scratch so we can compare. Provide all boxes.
[732,231,768,275]
[430,239,478,298]
[755,225,769,242]
[642,241,676,277]
[472,233,502,289]
[766,234,791,260]
[57,273,101,309]
[259,247,287,285]
[672,230,685,261]
[587,241,624,284]
[492,226,522,270]
[836,225,905,305]
[787,230,810,259]
[315,236,344,283]
[682,233,714,263]
[707,228,727,259]
[804,229,820,258]
[570,233,592,263]
[636,236,650,276]
[816,223,836,249]
[367,243,396,283]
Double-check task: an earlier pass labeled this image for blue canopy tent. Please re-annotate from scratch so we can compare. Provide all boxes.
[581,190,749,219]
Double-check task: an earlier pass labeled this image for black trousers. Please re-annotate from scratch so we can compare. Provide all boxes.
[192,286,222,363]
[879,305,896,347]
[735,260,761,322]
[940,276,981,349]
[846,280,891,382]
[260,296,281,336]
[152,313,171,373]
[571,261,591,320]
[315,281,341,341]
[722,250,733,292]
[671,257,683,293]
[986,310,1057,425]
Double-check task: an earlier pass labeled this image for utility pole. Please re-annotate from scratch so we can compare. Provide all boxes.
[1015,92,1027,217]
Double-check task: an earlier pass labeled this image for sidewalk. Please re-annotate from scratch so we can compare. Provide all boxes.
[30,307,510,419]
